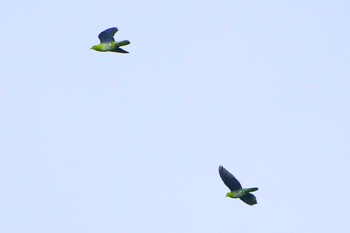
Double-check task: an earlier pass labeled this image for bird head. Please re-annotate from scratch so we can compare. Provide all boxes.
[91,45,102,51]
[226,192,234,198]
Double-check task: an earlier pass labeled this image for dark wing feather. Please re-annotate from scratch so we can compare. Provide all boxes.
[239,193,257,205]
[218,166,242,191]
[112,47,129,53]
[98,27,118,43]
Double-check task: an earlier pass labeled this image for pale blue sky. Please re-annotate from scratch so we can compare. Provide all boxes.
[1,1,350,232]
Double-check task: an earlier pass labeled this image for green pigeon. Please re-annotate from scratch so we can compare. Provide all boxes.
[91,27,130,53]
[218,165,258,205]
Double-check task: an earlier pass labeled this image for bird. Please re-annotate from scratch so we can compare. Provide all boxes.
[218,165,258,205]
[91,27,130,53]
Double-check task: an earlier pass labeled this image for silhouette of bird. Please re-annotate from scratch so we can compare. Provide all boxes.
[218,165,258,205]
[91,27,130,53]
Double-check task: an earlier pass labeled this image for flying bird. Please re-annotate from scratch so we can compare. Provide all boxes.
[91,27,130,53]
[218,165,258,205]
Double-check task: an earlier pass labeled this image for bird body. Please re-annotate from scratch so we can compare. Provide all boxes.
[218,165,258,205]
[91,27,130,53]
[226,187,258,198]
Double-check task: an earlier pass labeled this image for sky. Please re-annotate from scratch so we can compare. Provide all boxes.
[1,0,350,232]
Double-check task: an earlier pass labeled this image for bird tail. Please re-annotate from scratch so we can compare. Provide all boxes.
[116,40,130,47]
[245,187,258,193]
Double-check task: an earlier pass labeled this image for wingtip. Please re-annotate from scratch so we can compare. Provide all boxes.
[107,26,118,30]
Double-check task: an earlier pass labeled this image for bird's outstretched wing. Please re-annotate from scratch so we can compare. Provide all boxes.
[218,166,242,191]
[113,47,129,53]
[239,193,257,205]
[98,27,118,43]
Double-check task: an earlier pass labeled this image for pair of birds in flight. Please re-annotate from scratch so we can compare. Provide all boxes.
[91,27,259,206]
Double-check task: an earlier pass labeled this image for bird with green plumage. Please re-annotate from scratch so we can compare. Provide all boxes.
[91,27,130,53]
[218,165,258,205]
